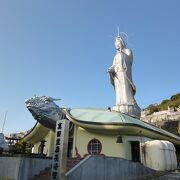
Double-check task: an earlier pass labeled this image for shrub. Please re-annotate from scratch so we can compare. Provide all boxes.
[1,177,14,180]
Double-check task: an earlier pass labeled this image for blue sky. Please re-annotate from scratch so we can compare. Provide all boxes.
[0,0,179,133]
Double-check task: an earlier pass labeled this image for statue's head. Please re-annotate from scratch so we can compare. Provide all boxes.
[115,36,125,51]
[25,96,65,130]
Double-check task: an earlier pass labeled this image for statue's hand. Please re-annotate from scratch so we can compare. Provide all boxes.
[107,66,114,73]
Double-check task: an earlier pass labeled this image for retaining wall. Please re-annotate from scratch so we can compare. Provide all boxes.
[66,156,156,180]
[0,155,52,180]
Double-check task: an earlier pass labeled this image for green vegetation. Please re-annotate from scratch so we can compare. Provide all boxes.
[1,177,15,180]
[10,140,32,154]
[147,93,180,115]
[147,105,159,115]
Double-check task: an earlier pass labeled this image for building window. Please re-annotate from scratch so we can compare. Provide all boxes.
[87,138,102,155]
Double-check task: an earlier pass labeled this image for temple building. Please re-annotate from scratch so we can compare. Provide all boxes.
[24,108,180,164]
[23,34,180,171]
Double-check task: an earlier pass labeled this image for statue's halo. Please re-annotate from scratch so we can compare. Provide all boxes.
[119,32,128,47]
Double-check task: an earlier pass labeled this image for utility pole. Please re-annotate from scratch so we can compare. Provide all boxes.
[1,111,7,133]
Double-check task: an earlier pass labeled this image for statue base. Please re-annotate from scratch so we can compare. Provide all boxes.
[112,104,141,119]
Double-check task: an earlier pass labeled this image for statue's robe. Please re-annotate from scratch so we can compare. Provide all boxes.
[108,48,137,107]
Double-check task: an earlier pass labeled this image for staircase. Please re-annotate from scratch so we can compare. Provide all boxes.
[30,167,51,180]
[30,158,83,180]
[66,157,83,172]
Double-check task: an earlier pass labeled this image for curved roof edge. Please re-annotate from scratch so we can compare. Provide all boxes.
[23,122,50,144]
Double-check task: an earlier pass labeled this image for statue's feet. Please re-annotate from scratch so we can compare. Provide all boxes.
[112,104,141,119]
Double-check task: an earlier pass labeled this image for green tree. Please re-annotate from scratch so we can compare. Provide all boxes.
[170,93,180,101]
[148,105,159,115]
[10,140,32,154]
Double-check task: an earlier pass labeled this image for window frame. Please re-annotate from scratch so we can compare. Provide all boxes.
[87,138,102,155]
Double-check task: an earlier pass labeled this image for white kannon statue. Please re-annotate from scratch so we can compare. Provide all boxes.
[108,35,141,118]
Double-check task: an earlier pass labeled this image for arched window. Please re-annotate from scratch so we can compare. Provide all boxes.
[87,138,102,155]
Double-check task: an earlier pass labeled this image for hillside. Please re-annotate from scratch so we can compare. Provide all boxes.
[141,93,180,136]
[145,93,180,115]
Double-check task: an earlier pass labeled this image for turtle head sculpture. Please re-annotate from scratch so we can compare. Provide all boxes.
[25,96,66,130]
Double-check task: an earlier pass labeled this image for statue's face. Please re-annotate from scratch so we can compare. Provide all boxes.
[115,37,123,50]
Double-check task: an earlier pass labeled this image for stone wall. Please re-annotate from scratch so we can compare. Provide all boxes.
[0,155,52,180]
[141,112,180,135]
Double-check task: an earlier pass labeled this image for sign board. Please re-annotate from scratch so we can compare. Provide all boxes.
[51,119,69,180]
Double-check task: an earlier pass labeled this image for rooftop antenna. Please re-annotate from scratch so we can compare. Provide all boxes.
[1,111,7,133]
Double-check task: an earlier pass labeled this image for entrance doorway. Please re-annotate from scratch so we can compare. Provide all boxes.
[131,141,140,162]
[67,138,73,157]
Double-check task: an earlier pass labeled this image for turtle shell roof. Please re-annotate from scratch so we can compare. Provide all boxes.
[70,108,141,124]
[67,108,180,140]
